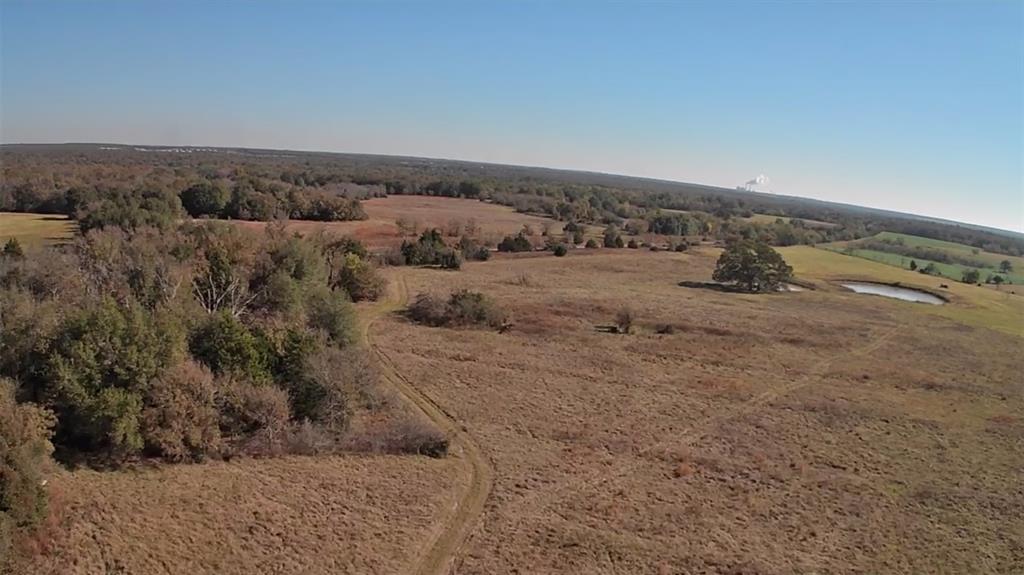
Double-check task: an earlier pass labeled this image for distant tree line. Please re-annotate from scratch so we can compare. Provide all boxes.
[853,237,990,269]
[3,144,1021,256]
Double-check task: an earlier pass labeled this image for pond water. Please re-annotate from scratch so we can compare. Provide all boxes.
[841,282,945,305]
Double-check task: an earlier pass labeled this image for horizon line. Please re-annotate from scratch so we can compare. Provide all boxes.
[3,140,1021,236]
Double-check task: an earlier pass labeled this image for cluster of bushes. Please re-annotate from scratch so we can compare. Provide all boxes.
[407,290,508,330]
[0,224,391,464]
[181,179,366,222]
[0,221,408,554]
[395,229,484,270]
[497,231,534,253]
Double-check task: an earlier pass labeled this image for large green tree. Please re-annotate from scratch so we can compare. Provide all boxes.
[712,239,793,292]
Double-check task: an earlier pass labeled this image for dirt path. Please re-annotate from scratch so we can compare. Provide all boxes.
[361,275,493,575]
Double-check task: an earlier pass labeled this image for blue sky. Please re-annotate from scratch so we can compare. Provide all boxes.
[2,1,1022,231]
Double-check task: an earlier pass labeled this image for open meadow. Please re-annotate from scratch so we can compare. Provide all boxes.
[820,231,1024,285]
[0,212,76,247]
[6,201,1023,574]
[224,196,564,249]
[372,247,1022,573]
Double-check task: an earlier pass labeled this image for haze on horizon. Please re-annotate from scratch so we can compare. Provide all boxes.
[2,1,1022,232]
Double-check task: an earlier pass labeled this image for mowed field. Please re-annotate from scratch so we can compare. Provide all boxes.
[0,212,77,246]
[225,196,563,249]
[373,248,1023,573]
[782,245,1024,337]
[821,232,1024,285]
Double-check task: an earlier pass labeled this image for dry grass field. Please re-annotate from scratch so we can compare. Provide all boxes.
[224,196,562,249]
[13,202,1023,574]
[0,212,77,246]
[25,455,466,575]
[371,248,1023,574]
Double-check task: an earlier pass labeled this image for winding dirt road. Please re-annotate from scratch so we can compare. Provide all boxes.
[361,275,493,575]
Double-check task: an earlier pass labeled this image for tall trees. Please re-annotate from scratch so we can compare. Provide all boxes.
[712,239,793,292]
[180,181,229,217]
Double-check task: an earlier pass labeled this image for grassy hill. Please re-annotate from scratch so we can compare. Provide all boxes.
[820,232,1024,285]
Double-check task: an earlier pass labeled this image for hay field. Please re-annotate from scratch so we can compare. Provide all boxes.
[372,248,1023,574]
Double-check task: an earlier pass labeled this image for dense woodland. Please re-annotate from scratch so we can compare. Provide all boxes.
[2,144,1022,255]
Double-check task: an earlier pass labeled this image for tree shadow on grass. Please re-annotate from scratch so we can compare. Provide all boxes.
[677,280,748,293]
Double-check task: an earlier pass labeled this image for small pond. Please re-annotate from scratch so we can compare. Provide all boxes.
[841,282,945,305]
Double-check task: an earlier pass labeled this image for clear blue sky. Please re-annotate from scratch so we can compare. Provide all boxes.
[2,1,1022,231]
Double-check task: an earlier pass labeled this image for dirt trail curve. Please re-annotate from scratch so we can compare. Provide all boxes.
[360,274,493,575]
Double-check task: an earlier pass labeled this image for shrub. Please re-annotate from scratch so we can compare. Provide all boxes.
[334,253,384,302]
[344,414,448,457]
[627,239,639,249]
[217,378,291,439]
[141,360,221,461]
[458,236,491,261]
[497,232,533,253]
[407,293,449,326]
[571,229,585,245]
[408,290,507,329]
[603,226,624,248]
[293,346,354,431]
[511,271,533,286]
[439,248,463,270]
[2,238,24,259]
[0,378,55,564]
[189,311,272,382]
[552,243,568,257]
[43,300,183,457]
[445,290,507,328]
[305,285,357,345]
[585,238,599,249]
[401,229,446,265]
[674,242,688,252]
[615,307,635,334]
[961,269,981,284]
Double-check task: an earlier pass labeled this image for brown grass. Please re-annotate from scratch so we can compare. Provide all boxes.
[372,248,1023,574]
[24,455,466,575]
[19,233,1022,574]
[221,196,561,250]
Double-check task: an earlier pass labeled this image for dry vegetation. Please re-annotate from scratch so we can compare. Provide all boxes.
[10,201,1022,574]
[27,455,466,575]
[225,196,562,249]
[372,248,1023,574]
